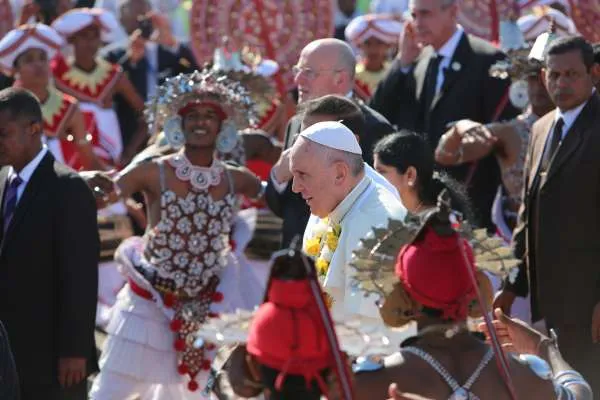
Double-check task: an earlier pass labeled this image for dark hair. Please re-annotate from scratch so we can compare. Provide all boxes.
[298,94,366,136]
[373,131,474,221]
[0,88,43,124]
[545,36,595,70]
[593,43,600,64]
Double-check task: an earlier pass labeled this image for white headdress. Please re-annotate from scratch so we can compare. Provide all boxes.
[517,8,577,42]
[345,14,403,46]
[52,8,124,43]
[0,23,64,74]
[299,121,362,155]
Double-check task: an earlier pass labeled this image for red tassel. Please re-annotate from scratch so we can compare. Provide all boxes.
[208,312,219,318]
[188,380,199,392]
[212,291,224,303]
[170,319,183,332]
[205,342,216,351]
[177,363,189,375]
[163,293,177,308]
[202,359,212,370]
[174,338,186,352]
[230,239,237,251]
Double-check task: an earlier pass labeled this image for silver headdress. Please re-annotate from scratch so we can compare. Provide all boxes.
[145,68,257,150]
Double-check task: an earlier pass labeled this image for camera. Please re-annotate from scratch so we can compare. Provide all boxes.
[137,15,154,39]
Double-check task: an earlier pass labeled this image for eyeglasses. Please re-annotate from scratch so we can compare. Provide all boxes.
[292,65,343,79]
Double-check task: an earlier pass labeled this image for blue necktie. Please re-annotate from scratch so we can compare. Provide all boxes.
[3,175,22,233]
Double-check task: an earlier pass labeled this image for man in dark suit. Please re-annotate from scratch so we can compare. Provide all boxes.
[0,320,19,400]
[370,0,518,229]
[495,36,600,394]
[0,88,99,400]
[104,0,197,151]
[266,38,394,248]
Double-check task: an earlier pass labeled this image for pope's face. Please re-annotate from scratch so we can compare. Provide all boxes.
[180,104,223,149]
[289,137,338,218]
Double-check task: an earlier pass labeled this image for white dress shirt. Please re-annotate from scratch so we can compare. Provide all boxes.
[7,147,48,204]
[553,94,591,140]
[433,26,464,94]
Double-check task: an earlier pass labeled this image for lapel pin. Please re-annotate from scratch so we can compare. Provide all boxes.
[451,61,461,72]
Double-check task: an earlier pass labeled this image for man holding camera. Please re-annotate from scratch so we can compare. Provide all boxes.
[104,0,197,150]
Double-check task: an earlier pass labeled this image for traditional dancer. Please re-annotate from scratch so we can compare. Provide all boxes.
[51,8,146,166]
[349,195,592,400]
[87,70,265,398]
[345,14,403,101]
[0,23,106,170]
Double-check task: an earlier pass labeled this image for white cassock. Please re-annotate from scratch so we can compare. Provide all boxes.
[303,175,406,322]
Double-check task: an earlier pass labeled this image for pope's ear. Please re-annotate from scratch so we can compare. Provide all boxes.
[333,160,349,183]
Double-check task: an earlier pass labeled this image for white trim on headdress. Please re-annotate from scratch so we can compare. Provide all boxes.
[345,14,403,46]
[517,8,577,42]
[0,23,64,74]
[299,121,362,155]
[52,7,124,43]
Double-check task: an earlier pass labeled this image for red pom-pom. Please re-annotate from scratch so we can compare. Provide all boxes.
[208,312,220,318]
[188,380,199,392]
[202,359,212,370]
[229,239,237,251]
[170,319,183,332]
[212,291,224,303]
[163,293,177,308]
[206,342,216,351]
[177,363,189,375]
[174,338,186,352]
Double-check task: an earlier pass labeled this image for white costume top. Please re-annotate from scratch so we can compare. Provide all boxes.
[303,175,406,320]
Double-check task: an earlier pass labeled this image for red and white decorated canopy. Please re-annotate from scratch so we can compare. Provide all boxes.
[457,0,600,43]
[190,0,335,95]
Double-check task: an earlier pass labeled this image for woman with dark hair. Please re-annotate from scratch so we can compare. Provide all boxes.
[373,131,474,223]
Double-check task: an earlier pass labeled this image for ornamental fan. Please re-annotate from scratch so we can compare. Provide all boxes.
[193,309,394,358]
[349,195,520,301]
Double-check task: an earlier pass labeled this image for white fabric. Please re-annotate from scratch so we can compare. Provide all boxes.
[433,26,464,94]
[554,97,589,139]
[52,7,125,43]
[7,147,48,203]
[517,8,577,42]
[93,233,264,397]
[303,175,406,319]
[345,14,403,46]
[299,121,363,155]
[254,59,279,77]
[370,0,409,15]
[0,24,64,73]
[365,163,399,199]
[78,102,123,162]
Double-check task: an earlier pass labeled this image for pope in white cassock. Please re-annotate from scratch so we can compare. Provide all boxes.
[290,121,406,324]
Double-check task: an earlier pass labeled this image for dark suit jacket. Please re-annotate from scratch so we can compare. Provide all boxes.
[266,103,393,248]
[506,94,600,387]
[0,152,99,389]
[370,32,519,229]
[0,320,19,400]
[105,43,197,149]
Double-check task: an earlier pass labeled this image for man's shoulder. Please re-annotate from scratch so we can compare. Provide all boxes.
[359,102,393,127]
[465,33,505,58]
[353,183,406,222]
[52,162,94,197]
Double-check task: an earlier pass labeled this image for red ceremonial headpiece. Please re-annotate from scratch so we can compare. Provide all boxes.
[177,100,228,121]
[396,227,476,321]
[247,277,333,394]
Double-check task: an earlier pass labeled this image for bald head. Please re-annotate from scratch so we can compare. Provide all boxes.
[294,38,357,103]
